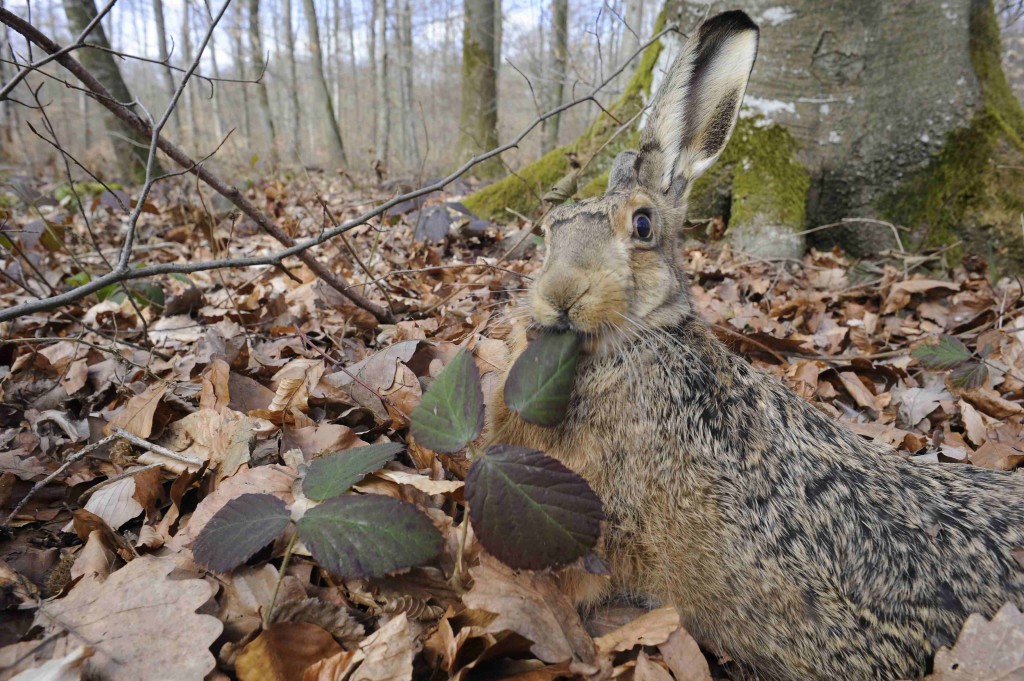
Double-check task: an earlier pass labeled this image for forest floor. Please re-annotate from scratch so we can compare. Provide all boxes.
[1,174,1023,680]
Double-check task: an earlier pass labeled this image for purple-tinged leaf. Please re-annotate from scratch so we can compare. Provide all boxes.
[466,445,603,570]
[912,335,971,370]
[303,442,404,501]
[950,361,988,390]
[193,493,290,573]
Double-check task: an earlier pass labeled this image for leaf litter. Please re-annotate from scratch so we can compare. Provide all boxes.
[1,175,1023,679]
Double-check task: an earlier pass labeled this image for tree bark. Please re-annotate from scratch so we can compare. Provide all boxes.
[282,0,302,155]
[247,0,278,163]
[396,0,419,168]
[234,5,251,140]
[467,0,1024,271]
[61,0,157,180]
[152,0,179,134]
[372,0,390,169]
[180,0,199,148]
[541,0,567,154]
[459,0,502,177]
[301,0,348,167]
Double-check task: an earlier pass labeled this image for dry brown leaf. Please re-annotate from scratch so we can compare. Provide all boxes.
[959,401,989,447]
[302,650,360,681]
[236,622,343,681]
[634,651,675,681]
[377,470,464,495]
[959,387,1024,420]
[350,613,417,681]
[594,606,680,654]
[838,372,884,411]
[104,383,167,438]
[970,441,1024,471]
[9,645,94,681]
[200,357,232,411]
[463,557,599,671]
[282,423,362,459]
[928,603,1024,680]
[218,564,306,641]
[659,627,712,681]
[153,409,255,477]
[70,530,115,581]
[34,556,221,681]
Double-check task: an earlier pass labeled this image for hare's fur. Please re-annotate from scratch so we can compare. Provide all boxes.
[490,11,1024,681]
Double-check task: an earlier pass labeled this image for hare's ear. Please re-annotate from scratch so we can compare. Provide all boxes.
[636,10,758,198]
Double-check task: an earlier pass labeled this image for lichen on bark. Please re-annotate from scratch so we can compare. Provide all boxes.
[877,0,1024,272]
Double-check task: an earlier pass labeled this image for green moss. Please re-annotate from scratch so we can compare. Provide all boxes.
[578,169,610,199]
[878,0,1024,271]
[464,9,668,220]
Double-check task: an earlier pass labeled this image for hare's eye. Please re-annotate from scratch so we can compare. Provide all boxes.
[632,212,653,240]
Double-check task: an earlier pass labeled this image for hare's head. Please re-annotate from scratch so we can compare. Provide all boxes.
[530,11,758,342]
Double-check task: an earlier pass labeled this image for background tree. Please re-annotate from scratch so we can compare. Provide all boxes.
[301,0,347,167]
[281,0,302,156]
[458,0,502,177]
[61,0,156,179]
[396,0,419,168]
[371,0,390,171]
[152,0,178,135]
[247,0,277,163]
[541,0,568,153]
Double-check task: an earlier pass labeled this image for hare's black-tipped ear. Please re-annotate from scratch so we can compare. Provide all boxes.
[636,10,758,197]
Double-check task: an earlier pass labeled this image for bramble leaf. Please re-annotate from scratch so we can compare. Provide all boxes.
[302,442,404,501]
[466,445,603,570]
[410,350,483,452]
[912,335,971,370]
[193,493,290,573]
[297,495,443,579]
[950,361,988,390]
[504,332,581,427]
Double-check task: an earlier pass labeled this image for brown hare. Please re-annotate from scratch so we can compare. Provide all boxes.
[489,10,1024,681]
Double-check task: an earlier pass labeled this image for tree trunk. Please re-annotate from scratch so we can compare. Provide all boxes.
[0,25,17,155]
[234,5,251,140]
[200,3,226,145]
[540,0,567,154]
[466,0,1024,272]
[459,0,502,177]
[344,0,359,133]
[282,0,302,156]
[152,0,179,134]
[61,0,157,180]
[301,0,348,167]
[372,0,390,169]
[396,0,420,168]
[247,0,278,163]
[181,0,199,149]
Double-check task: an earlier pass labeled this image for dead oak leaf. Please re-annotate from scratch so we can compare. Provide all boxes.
[659,627,713,681]
[927,603,1024,680]
[594,606,680,654]
[104,383,167,438]
[33,556,221,681]
[236,622,343,681]
[463,557,599,673]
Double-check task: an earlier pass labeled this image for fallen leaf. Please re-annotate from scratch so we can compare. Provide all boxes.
[34,556,222,681]
[10,645,94,681]
[959,387,1024,420]
[350,613,417,681]
[970,441,1024,471]
[236,622,343,681]
[104,383,167,438]
[659,627,713,681]
[928,603,1024,680]
[634,651,674,681]
[595,607,680,654]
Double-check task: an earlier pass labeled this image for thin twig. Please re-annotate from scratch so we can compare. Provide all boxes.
[111,428,205,468]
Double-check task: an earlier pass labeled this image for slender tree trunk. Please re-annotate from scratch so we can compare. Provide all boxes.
[234,5,251,140]
[201,3,226,145]
[344,0,359,132]
[247,0,278,162]
[372,0,390,169]
[152,0,178,134]
[282,0,302,156]
[541,0,567,153]
[397,0,419,168]
[493,0,502,69]
[0,25,14,154]
[61,0,157,180]
[301,0,348,166]
[180,0,199,148]
[458,0,501,177]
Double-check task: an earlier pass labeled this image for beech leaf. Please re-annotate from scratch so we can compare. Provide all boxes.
[193,493,291,573]
[466,445,603,569]
[297,495,442,579]
[409,349,483,452]
[302,442,405,501]
[912,335,971,370]
[504,332,581,426]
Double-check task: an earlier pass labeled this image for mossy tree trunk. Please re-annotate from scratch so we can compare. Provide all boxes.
[63,0,158,182]
[459,0,502,178]
[466,0,1024,271]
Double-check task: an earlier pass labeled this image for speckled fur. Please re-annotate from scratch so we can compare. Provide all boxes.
[488,11,1024,681]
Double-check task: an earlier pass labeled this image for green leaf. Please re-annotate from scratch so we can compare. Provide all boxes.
[65,271,91,288]
[302,442,405,501]
[297,495,442,579]
[193,494,291,573]
[410,350,484,453]
[465,445,603,570]
[912,335,971,370]
[504,332,581,426]
[950,361,988,390]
